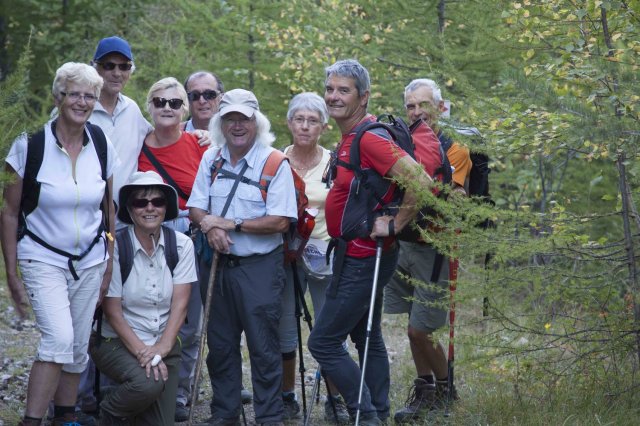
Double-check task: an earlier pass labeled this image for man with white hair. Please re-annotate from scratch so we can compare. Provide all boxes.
[188,89,298,426]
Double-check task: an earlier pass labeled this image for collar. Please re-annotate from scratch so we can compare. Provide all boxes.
[220,140,264,171]
[51,119,90,149]
[129,225,166,257]
[94,92,128,116]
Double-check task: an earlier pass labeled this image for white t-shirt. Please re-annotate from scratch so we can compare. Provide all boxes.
[90,93,153,205]
[102,226,198,345]
[6,120,119,269]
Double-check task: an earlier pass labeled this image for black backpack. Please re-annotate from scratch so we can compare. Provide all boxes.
[328,114,452,242]
[116,226,179,283]
[18,121,109,280]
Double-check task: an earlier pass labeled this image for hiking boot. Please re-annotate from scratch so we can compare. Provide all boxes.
[357,412,382,426]
[241,387,253,404]
[282,393,301,420]
[393,378,436,424]
[175,402,189,422]
[98,410,130,426]
[434,379,459,408]
[194,417,240,426]
[324,395,350,425]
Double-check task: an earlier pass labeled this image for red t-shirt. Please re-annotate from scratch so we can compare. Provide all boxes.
[138,132,208,210]
[325,115,408,258]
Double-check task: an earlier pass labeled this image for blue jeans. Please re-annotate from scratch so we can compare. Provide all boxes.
[308,246,399,420]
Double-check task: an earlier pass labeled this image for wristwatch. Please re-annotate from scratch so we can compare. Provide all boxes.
[234,218,244,232]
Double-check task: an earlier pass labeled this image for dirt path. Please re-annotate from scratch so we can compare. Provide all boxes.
[0,289,412,426]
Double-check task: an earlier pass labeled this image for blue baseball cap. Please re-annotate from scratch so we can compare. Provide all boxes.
[93,36,133,61]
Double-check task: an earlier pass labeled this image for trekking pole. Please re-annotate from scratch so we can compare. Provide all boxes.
[188,251,220,426]
[355,238,384,426]
[291,261,308,419]
[304,368,321,426]
[445,257,458,417]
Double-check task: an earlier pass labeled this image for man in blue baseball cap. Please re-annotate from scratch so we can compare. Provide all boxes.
[72,35,153,424]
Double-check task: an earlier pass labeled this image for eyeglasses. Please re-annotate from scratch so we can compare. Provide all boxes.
[130,197,167,209]
[292,116,322,127]
[60,91,97,103]
[187,90,219,102]
[97,62,133,71]
[152,97,184,110]
[222,116,255,126]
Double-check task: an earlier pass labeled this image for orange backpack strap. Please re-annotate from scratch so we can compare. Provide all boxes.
[258,150,287,202]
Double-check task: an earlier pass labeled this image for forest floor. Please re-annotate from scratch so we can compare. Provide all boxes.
[0,284,457,425]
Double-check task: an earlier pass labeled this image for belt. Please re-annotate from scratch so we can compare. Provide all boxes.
[220,245,283,268]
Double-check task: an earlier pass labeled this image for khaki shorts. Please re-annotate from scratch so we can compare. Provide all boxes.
[383,242,449,333]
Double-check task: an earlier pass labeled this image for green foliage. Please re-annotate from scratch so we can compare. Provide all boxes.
[2,0,640,420]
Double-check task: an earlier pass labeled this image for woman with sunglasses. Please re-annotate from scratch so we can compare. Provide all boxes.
[90,170,197,425]
[138,77,209,234]
[1,62,117,426]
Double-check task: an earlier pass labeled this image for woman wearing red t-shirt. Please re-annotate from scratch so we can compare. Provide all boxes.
[138,77,208,234]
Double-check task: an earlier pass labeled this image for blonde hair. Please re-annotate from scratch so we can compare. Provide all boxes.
[146,77,189,117]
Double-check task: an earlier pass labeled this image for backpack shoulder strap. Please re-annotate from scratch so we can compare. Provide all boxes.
[259,150,287,202]
[209,148,225,182]
[162,225,179,276]
[437,130,454,153]
[87,122,108,181]
[21,129,47,218]
[116,227,134,285]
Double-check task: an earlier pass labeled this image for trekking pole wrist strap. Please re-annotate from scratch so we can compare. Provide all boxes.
[388,219,395,237]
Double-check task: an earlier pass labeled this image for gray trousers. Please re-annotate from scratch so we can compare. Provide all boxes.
[201,248,285,423]
[90,336,181,425]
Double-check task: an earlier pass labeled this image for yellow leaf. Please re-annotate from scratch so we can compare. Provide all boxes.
[526,49,535,59]
[611,33,622,41]
[544,323,551,330]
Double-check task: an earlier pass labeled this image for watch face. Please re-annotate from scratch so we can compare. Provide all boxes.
[235,218,243,225]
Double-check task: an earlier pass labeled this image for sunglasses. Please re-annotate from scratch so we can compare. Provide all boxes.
[152,97,184,110]
[130,197,167,209]
[187,90,218,102]
[97,62,133,71]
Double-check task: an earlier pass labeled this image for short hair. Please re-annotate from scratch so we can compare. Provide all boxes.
[209,109,275,148]
[146,77,189,117]
[404,78,443,104]
[183,71,225,94]
[286,92,329,124]
[52,62,103,101]
[325,59,370,97]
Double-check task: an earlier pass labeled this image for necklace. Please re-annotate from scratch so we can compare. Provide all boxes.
[290,145,322,175]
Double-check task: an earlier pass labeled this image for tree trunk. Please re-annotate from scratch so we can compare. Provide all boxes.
[617,153,640,365]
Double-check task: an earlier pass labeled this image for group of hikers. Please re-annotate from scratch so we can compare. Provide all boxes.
[1,35,472,426]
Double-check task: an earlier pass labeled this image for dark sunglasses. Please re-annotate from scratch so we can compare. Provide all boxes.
[130,197,167,209]
[97,61,133,71]
[152,97,184,110]
[187,90,218,102]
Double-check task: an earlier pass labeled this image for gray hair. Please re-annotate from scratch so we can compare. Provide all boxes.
[325,59,370,97]
[286,92,329,124]
[146,77,190,117]
[404,78,443,104]
[208,109,275,148]
[52,62,103,101]
[184,71,225,93]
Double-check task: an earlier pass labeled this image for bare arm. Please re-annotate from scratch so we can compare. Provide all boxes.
[0,165,29,318]
[370,155,432,239]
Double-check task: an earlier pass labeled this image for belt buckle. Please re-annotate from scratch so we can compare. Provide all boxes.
[228,257,239,267]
